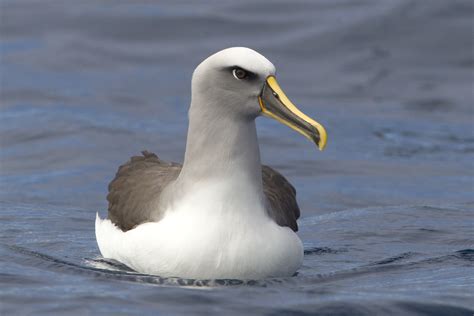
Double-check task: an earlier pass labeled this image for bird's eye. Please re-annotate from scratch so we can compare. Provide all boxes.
[232,68,248,80]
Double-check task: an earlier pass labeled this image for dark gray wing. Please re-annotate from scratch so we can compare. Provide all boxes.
[262,165,300,232]
[107,151,300,232]
[107,151,181,231]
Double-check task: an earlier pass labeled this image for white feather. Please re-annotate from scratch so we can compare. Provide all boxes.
[96,178,303,279]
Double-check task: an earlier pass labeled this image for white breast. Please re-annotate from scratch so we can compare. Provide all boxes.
[95,179,303,279]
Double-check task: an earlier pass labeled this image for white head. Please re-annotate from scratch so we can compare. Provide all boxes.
[189,47,327,150]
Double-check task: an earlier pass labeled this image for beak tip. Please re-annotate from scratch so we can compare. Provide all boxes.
[317,128,327,151]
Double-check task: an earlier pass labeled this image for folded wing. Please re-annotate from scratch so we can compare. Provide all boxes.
[107,151,300,232]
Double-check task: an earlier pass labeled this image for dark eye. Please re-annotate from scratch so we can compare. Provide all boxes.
[232,67,248,80]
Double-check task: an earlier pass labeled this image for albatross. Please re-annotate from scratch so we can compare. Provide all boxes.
[95,47,327,279]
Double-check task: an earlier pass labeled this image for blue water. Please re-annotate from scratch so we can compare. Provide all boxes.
[1,0,473,315]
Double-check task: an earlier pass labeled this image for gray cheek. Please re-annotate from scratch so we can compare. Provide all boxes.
[242,95,263,118]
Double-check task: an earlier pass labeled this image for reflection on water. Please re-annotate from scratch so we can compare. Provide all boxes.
[1,0,473,314]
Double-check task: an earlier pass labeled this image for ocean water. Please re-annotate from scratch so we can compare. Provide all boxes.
[1,0,473,315]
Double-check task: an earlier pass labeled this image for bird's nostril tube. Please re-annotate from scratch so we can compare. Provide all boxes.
[272,91,279,99]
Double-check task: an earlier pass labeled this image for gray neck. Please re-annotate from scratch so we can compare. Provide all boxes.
[176,100,263,199]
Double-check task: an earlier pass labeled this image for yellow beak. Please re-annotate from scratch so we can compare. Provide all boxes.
[258,75,327,150]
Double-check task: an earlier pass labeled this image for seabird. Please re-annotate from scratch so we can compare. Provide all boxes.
[95,47,327,279]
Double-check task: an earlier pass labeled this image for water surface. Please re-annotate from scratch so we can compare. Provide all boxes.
[1,0,473,314]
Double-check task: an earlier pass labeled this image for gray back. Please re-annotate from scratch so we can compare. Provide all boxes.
[107,151,300,232]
